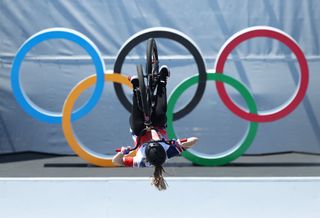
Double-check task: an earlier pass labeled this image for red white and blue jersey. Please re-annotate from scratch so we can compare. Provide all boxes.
[123,128,184,168]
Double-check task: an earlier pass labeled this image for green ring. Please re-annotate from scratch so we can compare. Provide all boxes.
[167,73,258,166]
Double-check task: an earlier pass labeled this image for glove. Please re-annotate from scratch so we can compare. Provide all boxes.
[120,146,131,155]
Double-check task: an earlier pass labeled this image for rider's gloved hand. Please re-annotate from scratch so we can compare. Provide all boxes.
[120,146,131,155]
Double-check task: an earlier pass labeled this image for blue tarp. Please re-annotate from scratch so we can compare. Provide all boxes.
[0,0,320,155]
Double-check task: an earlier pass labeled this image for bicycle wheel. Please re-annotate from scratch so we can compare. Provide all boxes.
[146,38,159,92]
[137,64,151,123]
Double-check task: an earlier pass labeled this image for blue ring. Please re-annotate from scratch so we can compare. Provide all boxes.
[11,28,105,124]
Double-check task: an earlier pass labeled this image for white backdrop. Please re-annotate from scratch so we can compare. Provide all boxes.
[0,177,319,218]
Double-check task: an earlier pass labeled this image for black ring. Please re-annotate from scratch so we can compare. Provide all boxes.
[113,27,207,121]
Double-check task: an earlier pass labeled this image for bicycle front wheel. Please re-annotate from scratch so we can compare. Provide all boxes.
[137,64,151,122]
[146,38,159,90]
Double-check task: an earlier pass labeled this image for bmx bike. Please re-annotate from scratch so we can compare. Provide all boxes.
[117,38,162,152]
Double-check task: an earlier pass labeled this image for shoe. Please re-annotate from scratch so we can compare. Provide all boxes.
[128,75,139,89]
[178,137,198,149]
[159,65,170,84]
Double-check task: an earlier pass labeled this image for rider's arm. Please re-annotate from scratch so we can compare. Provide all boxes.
[112,152,125,166]
[112,147,133,167]
[179,137,198,150]
[112,153,136,167]
[166,137,198,159]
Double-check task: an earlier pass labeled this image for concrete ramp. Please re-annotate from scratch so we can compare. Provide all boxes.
[0,177,319,218]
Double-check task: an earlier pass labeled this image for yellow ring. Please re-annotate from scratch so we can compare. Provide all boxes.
[62,73,135,167]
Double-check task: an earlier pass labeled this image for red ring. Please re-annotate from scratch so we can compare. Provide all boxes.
[215,26,309,122]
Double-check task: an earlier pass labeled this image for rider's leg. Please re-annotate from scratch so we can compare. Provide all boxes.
[129,76,145,135]
[151,66,169,127]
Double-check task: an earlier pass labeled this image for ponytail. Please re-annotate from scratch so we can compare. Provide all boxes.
[151,165,167,191]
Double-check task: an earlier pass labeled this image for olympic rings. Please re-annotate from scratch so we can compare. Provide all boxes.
[62,73,136,167]
[113,27,207,121]
[11,28,105,124]
[10,26,309,166]
[167,73,258,166]
[215,26,309,122]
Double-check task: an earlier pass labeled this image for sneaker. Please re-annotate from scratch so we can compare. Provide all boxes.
[178,137,198,149]
[159,65,170,84]
[128,75,139,89]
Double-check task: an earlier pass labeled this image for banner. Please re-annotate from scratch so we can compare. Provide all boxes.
[0,0,319,156]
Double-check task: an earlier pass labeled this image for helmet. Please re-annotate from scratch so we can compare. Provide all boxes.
[145,141,166,166]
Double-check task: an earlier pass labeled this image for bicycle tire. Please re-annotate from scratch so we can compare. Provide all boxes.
[137,64,151,122]
[146,38,159,92]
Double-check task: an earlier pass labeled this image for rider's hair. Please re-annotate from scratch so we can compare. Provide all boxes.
[145,141,168,191]
[152,165,167,191]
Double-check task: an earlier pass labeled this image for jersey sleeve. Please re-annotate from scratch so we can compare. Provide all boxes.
[123,155,147,168]
[166,140,185,159]
[132,156,148,168]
